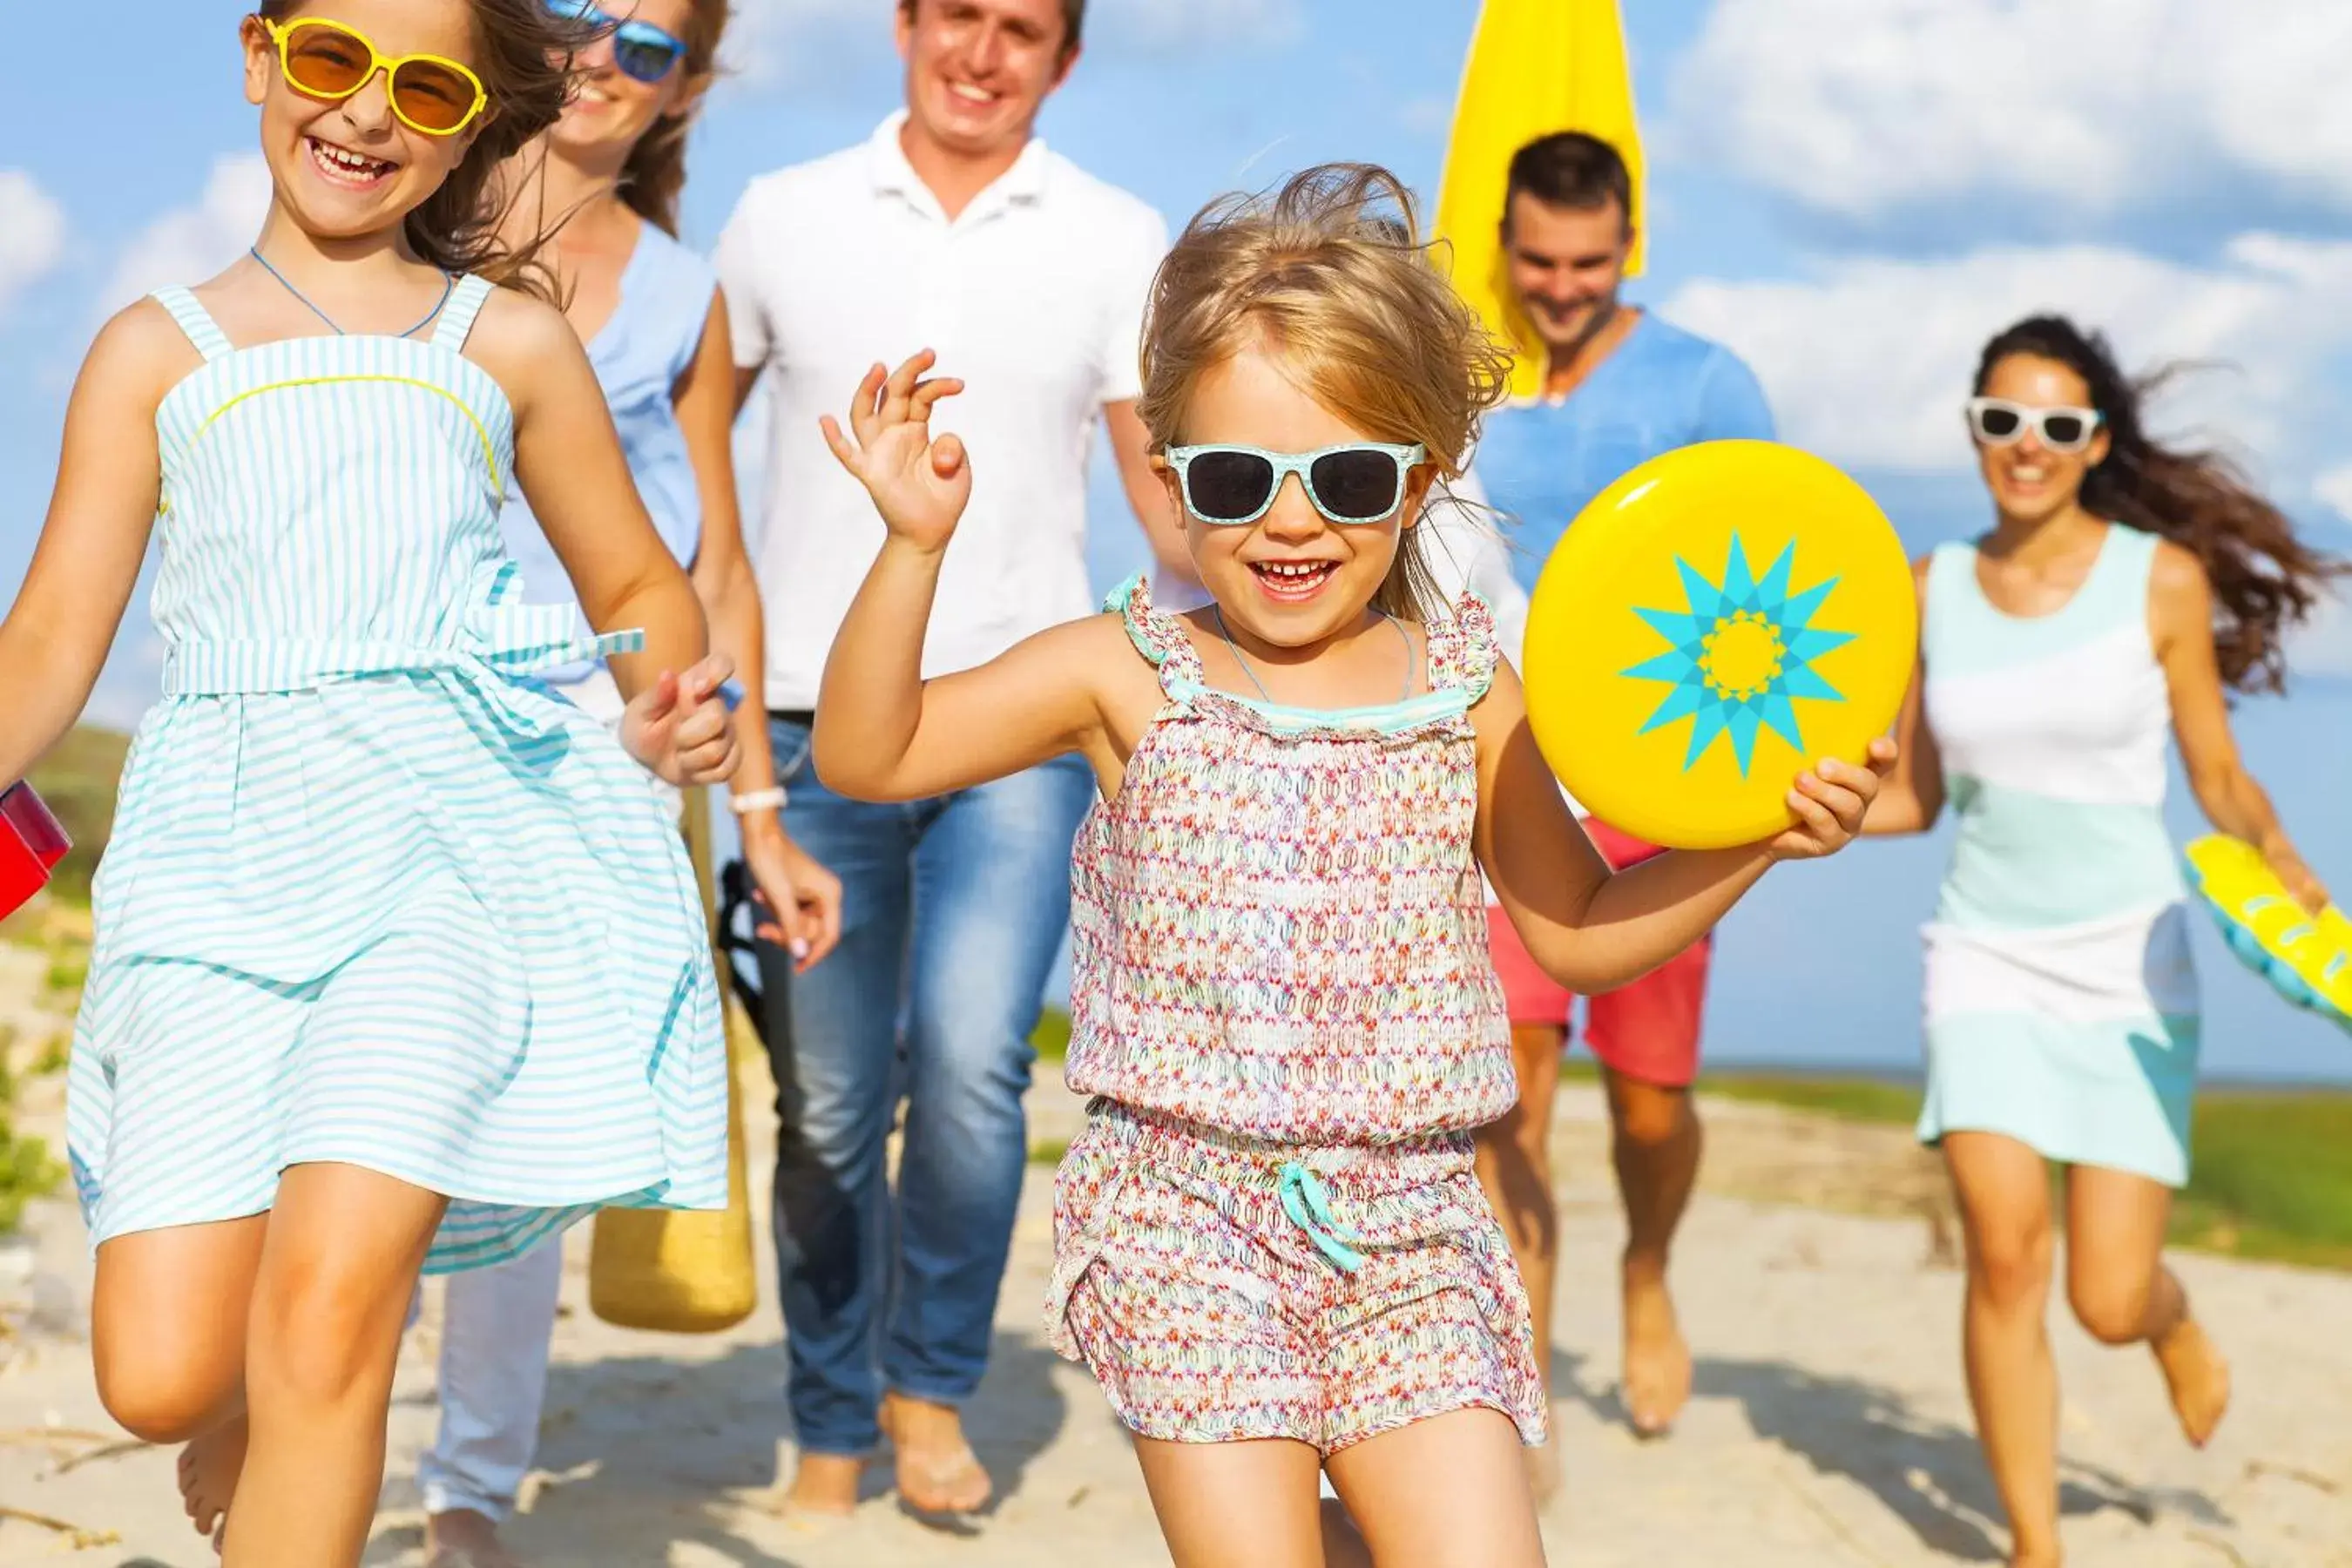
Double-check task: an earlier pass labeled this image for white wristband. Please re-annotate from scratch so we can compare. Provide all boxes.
[728,787,787,815]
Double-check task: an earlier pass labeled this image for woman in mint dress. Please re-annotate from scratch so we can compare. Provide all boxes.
[0,3,740,1558]
[1867,316,2339,1565]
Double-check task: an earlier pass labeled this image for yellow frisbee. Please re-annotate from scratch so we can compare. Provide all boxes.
[2181,835,2352,1034]
[1522,441,1917,850]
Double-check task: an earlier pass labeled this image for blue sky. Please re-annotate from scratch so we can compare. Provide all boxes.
[3,0,2349,1079]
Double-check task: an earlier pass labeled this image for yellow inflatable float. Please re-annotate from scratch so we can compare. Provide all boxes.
[2181,835,2352,1033]
[1519,441,1917,850]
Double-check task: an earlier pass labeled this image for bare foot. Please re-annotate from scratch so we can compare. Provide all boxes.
[880,1391,993,1514]
[776,1451,863,1520]
[426,1508,524,1568]
[2153,1315,2231,1447]
[1621,1254,1691,1438]
[177,1415,248,1545]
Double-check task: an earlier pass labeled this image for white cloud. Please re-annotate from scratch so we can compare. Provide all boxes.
[1671,0,2352,225]
[1091,0,1302,50]
[722,0,1300,80]
[1660,236,2352,496]
[98,153,273,315]
[2288,589,2352,681]
[2318,465,2352,525]
[0,169,67,317]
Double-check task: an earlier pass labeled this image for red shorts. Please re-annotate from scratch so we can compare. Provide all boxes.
[1486,818,1710,1089]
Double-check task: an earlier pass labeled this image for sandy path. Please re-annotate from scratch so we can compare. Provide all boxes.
[4,1043,2349,1566]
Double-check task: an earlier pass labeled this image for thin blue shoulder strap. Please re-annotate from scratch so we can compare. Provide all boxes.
[152,287,235,362]
[430,274,497,352]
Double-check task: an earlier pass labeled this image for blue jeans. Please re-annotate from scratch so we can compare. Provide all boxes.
[753,716,1093,1456]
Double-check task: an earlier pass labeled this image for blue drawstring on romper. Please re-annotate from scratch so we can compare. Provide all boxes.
[1278,1161,1367,1273]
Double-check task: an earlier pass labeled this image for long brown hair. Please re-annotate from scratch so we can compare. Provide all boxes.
[617,0,730,236]
[1975,315,2348,695]
[1139,164,1512,622]
[257,0,590,295]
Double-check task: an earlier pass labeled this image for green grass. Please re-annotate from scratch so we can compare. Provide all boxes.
[1710,1071,2352,1272]
[1706,1071,1923,1126]
[22,725,132,909]
[1031,1011,2352,1270]
[0,1036,64,1235]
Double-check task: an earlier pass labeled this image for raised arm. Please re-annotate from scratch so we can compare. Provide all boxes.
[2153,539,2329,910]
[811,354,1114,802]
[478,291,735,787]
[486,291,711,695]
[1862,556,1944,835]
[0,306,177,786]
[1473,657,1890,993]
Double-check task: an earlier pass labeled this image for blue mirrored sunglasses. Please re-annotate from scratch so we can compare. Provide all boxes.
[545,0,688,84]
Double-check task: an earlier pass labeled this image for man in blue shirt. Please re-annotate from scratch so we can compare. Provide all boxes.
[1466,132,1774,1468]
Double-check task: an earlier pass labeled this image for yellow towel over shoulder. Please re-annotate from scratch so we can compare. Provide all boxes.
[1433,0,1646,402]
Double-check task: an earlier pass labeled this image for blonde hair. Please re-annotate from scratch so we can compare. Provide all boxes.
[1137,163,1511,621]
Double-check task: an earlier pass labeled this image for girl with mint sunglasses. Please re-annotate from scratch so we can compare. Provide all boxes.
[810,162,1892,1568]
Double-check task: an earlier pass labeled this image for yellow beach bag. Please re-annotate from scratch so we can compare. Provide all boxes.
[588,787,760,1333]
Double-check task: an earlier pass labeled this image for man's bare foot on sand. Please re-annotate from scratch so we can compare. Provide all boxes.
[881,1390,993,1514]
[774,1451,863,1521]
[2153,1315,2230,1447]
[178,1415,248,1545]
[426,1508,525,1568]
[1622,1254,1692,1437]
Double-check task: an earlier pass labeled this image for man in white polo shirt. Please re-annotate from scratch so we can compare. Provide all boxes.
[714,0,1172,1519]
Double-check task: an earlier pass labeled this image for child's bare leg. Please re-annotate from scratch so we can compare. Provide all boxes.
[93,1217,268,1540]
[1319,1496,1375,1568]
[1472,1024,1565,1497]
[1132,1434,1328,1568]
[1325,1408,1544,1568]
[222,1162,449,1568]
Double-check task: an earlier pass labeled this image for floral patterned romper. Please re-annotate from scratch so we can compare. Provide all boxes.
[1044,575,1547,1454]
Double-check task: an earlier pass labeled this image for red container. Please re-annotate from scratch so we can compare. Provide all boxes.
[0,782,71,919]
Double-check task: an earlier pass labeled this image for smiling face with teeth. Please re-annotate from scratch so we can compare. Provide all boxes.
[548,0,702,168]
[1970,352,2112,531]
[1163,340,1436,661]
[896,0,1077,164]
[241,0,488,243]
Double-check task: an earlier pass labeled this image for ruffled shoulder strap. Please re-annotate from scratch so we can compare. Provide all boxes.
[1423,591,1499,704]
[1104,572,1206,699]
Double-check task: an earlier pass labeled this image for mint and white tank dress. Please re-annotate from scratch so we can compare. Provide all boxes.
[1916,524,2199,1186]
[64,278,728,1272]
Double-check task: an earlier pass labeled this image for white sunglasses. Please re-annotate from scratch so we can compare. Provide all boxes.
[1965,396,2104,454]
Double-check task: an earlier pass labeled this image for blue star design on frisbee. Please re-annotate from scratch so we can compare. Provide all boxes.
[1622,536,1855,775]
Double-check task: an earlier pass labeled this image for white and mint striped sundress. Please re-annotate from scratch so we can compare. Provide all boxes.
[64,277,727,1273]
[1916,524,2200,1186]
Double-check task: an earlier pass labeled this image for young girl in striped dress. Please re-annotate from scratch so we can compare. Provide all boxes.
[0,3,735,1561]
[813,163,1892,1568]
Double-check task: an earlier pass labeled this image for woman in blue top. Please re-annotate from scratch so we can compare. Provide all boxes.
[408,4,841,1564]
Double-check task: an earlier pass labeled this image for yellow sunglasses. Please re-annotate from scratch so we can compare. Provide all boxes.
[262,17,489,137]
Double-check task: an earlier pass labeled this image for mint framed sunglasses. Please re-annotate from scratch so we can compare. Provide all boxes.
[1165,442,1428,526]
[544,0,688,84]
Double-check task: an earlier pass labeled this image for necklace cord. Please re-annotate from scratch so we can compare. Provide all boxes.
[248,247,456,340]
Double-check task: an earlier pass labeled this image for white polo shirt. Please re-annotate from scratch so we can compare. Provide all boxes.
[715,112,1169,708]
